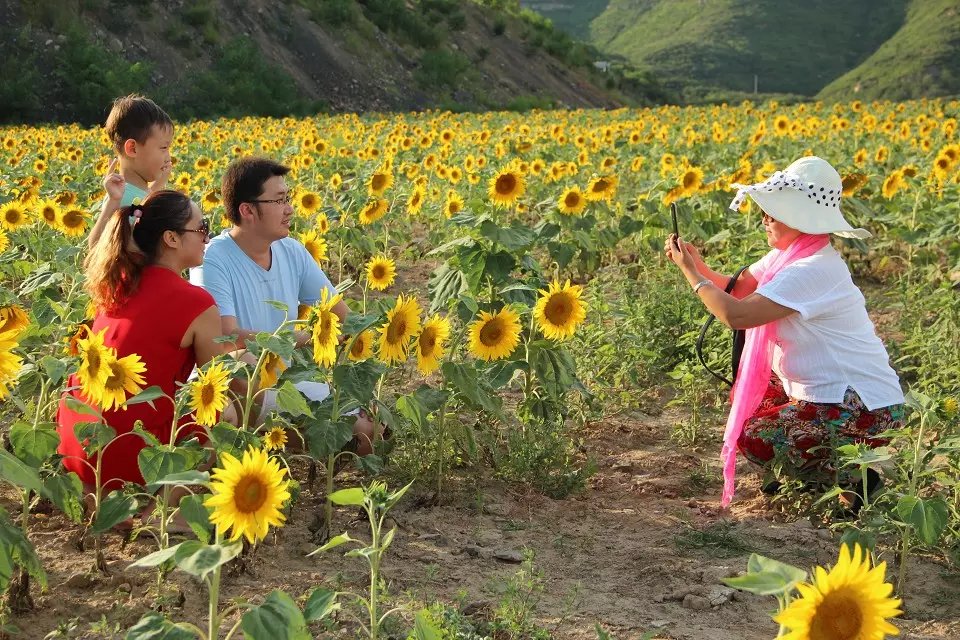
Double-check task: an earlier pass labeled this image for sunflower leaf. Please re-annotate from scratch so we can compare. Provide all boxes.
[0,446,44,494]
[173,540,243,580]
[178,494,213,543]
[276,382,314,419]
[124,612,198,640]
[42,472,84,523]
[125,385,168,408]
[241,590,310,640]
[0,506,47,594]
[441,362,502,415]
[139,445,208,488]
[145,471,210,493]
[73,421,115,455]
[329,487,365,506]
[896,495,949,545]
[333,360,386,405]
[92,491,139,534]
[303,587,340,621]
[308,532,356,555]
[9,421,59,468]
[412,610,444,640]
[128,542,187,570]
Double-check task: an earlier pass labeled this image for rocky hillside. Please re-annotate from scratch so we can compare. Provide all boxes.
[0,0,664,124]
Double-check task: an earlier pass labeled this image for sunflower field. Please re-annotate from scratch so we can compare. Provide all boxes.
[0,98,959,639]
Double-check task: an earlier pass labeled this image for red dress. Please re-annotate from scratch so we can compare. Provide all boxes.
[57,266,216,490]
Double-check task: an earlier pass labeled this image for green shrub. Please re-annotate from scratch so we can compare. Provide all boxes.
[414,49,470,89]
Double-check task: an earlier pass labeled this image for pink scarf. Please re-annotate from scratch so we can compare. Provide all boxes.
[720,233,830,507]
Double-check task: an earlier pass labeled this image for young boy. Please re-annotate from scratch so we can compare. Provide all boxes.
[88,94,174,248]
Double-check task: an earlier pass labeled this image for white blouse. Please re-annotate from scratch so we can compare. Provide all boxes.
[749,244,904,410]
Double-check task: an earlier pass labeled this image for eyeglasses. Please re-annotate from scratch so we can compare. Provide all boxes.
[178,218,210,239]
[248,194,293,206]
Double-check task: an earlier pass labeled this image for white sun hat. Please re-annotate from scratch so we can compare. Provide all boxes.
[728,156,871,239]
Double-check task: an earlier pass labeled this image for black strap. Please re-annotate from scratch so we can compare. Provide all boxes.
[695,266,750,387]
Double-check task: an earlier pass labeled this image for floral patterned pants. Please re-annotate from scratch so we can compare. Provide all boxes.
[737,377,904,482]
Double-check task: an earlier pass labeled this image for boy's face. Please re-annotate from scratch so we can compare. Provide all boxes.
[124,124,173,182]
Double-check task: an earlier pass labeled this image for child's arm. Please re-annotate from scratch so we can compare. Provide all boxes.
[148,159,172,194]
[88,157,125,250]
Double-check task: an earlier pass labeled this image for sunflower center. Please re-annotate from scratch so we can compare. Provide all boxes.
[371,174,387,191]
[495,174,517,195]
[420,329,437,353]
[372,265,386,279]
[479,319,504,346]
[201,382,215,405]
[683,172,698,189]
[387,317,407,344]
[233,475,268,513]
[351,338,366,357]
[87,350,102,376]
[5,209,21,224]
[544,294,572,325]
[43,207,57,222]
[105,362,126,391]
[564,192,580,207]
[808,591,863,640]
[592,179,609,193]
[63,211,82,227]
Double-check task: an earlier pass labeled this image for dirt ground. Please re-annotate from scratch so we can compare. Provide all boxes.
[6,403,960,640]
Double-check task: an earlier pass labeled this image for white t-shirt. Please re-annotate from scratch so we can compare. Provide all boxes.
[749,244,903,409]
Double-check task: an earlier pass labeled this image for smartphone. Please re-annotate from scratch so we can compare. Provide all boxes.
[670,203,680,246]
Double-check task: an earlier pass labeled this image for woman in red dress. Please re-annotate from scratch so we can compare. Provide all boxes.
[57,190,224,491]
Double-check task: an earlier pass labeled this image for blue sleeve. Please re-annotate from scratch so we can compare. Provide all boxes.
[295,242,337,305]
[200,253,237,319]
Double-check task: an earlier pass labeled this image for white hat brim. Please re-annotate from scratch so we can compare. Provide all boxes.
[747,190,872,239]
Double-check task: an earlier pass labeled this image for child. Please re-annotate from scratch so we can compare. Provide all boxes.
[88,94,174,248]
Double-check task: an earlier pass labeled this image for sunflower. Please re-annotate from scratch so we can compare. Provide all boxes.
[0,229,8,254]
[76,328,114,406]
[468,307,521,361]
[0,305,29,336]
[299,230,328,265]
[416,314,451,375]
[366,255,396,291]
[358,198,389,225]
[297,190,321,213]
[585,175,618,202]
[1,203,29,231]
[99,353,147,411]
[315,212,330,235]
[557,187,586,216]
[679,167,704,196]
[36,199,61,230]
[881,170,904,199]
[348,330,374,361]
[488,168,525,208]
[406,186,426,216]
[205,447,291,544]
[59,208,89,237]
[0,331,23,399]
[203,190,221,209]
[376,294,422,364]
[367,168,394,196]
[256,351,287,389]
[842,173,868,197]
[189,361,231,427]
[263,426,288,452]
[534,280,587,340]
[775,544,901,640]
[312,289,342,368]
[444,190,464,219]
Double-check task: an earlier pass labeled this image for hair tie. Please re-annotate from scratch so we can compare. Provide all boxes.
[128,205,143,227]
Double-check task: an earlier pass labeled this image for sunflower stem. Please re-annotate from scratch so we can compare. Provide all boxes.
[208,528,223,640]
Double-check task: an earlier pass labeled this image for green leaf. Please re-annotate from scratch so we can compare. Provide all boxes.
[308,532,356,556]
[128,542,186,570]
[354,453,383,475]
[342,312,382,337]
[210,423,262,460]
[896,495,949,545]
[42,473,84,523]
[92,491,139,534]
[428,263,469,313]
[145,471,210,493]
[125,385,169,408]
[64,395,101,418]
[304,417,354,459]
[482,251,517,285]
[240,590,310,640]
[0,506,46,594]
[412,610,443,640]
[723,554,807,596]
[0,447,43,494]
[139,446,207,487]
[74,421,116,454]
[40,356,68,387]
[425,235,475,257]
[255,333,296,361]
[275,381,314,419]
[328,487,365,506]
[333,360,386,405]
[9,421,59,467]
[174,540,243,580]
[530,342,578,398]
[178,494,212,543]
[548,241,576,270]
[441,362,502,415]
[479,220,537,252]
[124,612,198,640]
[303,587,339,622]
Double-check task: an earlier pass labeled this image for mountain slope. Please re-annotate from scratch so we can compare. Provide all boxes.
[519,0,609,38]
[818,0,960,101]
[587,0,906,99]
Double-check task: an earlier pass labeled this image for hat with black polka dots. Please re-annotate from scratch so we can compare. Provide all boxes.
[728,156,871,239]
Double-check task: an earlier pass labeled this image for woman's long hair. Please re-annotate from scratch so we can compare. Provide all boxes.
[84,190,193,312]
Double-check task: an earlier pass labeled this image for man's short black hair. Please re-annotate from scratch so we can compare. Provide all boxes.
[221,157,290,225]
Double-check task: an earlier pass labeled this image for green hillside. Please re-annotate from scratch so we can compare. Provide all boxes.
[818,0,960,101]
[519,0,609,38]
[588,0,906,99]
